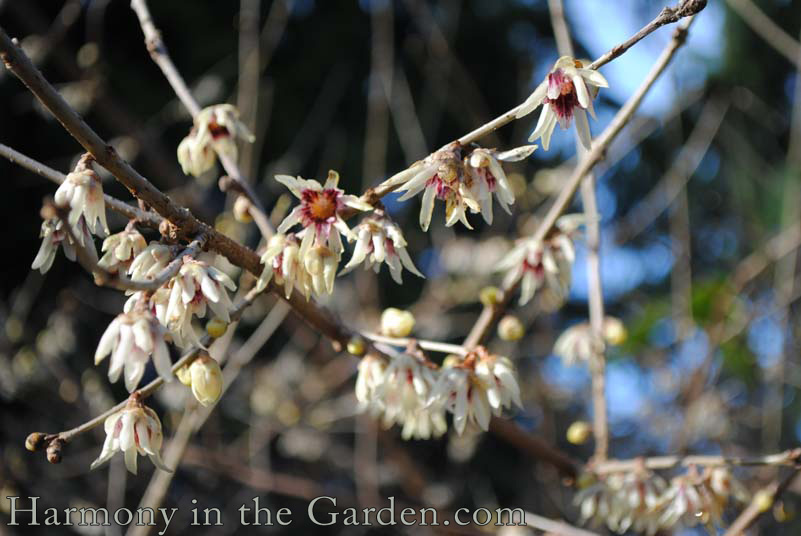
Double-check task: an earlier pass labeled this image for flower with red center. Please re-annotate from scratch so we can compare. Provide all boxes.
[393,143,480,231]
[341,210,424,284]
[90,394,171,474]
[496,214,583,306]
[177,104,254,177]
[31,217,96,274]
[516,56,608,150]
[463,146,537,224]
[276,170,372,257]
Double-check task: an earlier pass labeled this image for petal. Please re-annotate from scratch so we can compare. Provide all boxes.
[419,186,436,232]
[515,80,547,119]
[574,109,592,150]
[579,68,609,88]
[274,174,303,198]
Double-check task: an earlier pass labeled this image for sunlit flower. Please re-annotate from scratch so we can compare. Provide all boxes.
[342,211,424,284]
[98,228,146,274]
[576,471,666,535]
[178,104,255,176]
[90,394,171,474]
[463,146,536,224]
[554,317,628,366]
[373,350,446,440]
[164,259,237,347]
[496,214,583,306]
[31,217,96,274]
[394,142,480,231]
[95,309,173,392]
[302,242,340,297]
[516,56,608,150]
[276,170,372,256]
[429,350,522,435]
[256,233,313,300]
[54,164,109,237]
[128,243,173,282]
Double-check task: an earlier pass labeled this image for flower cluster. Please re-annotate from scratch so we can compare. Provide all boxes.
[497,214,583,306]
[575,466,748,534]
[516,56,608,150]
[177,104,254,176]
[394,142,536,231]
[90,394,170,475]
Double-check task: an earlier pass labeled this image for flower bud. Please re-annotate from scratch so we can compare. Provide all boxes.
[25,432,47,452]
[206,317,228,338]
[603,317,627,345]
[479,286,501,307]
[347,336,366,356]
[176,363,192,386]
[754,489,774,513]
[46,439,65,464]
[566,421,591,445]
[498,315,524,341]
[188,355,223,407]
[233,195,253,223]
[380,308,415,338]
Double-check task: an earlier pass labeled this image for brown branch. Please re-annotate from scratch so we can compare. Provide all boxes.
[489,417,579,478]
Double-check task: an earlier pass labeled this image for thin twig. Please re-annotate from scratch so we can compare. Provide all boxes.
[362,332,468,356]
[592,448,801,475]
[726,0,801,72]
[724,466,801,535]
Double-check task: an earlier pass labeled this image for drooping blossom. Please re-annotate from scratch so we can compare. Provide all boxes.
[90,394,171,474]
[178,104,255,176]
[354,354,387,414]
[657,467,748,530]
[554,316,627,366]
[256,233,313,300]
[128,243,173,282]
[394,143,478,231]
[98,228,146,274]
[496,214,583,306]
[342,211,424,284]
[428,349,522,435]
[177,354,223,407]
[276,170,372,256]
[370,348,447,440]
[516,56,608,150]
[162,259,237,347]
[302,241,341,297]
[95,309,173,392]
[54,160,109,237]
[31,217,96,274]
[463,146,536,224]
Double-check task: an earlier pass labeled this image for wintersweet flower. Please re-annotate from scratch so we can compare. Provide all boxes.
[276,170,372,256]
[178,104,255,176]
[98,228,146,274]
[516,56,608,150]
[256,233,313,300]
[95,309,173,392]
[394,143,479,231]
[342,211,424,284]
[463,146,536,224]
[496,214,583,306]
[163,259,236,347]
[373,350,446,440]
[302,241,341,297]
[575,471,666,535]
[554,317,628,366]
[90,394,171,474]
[428,350,522,435]
[31,217,96,274]
[380,308,416,338]
[354,354,387,414]
[128,243,173,282]
[54,163,109,237]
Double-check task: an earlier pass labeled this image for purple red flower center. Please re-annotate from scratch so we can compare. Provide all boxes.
[544,69,580,125]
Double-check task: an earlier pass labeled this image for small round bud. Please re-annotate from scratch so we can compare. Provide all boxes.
[380,308,415,338]
[206,317,228,338]
[603,317,627,345]
[754,489,774,513]
[479,286,501,307]
[25,432,47,452]
[46,439,64,464]
[566,421,591,445]
[188,354,223,407]
[233,195,253,223]
[442,354,462,368]
[347,336,366,356]
[498,315,525,341]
